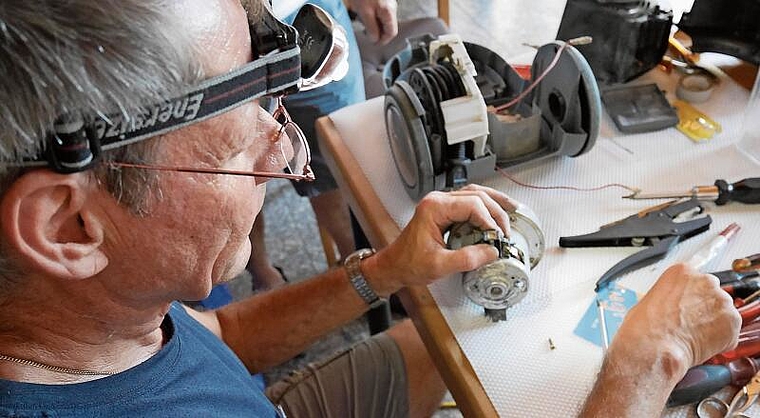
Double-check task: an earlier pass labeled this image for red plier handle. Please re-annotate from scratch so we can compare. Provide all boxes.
[740,300,760,325]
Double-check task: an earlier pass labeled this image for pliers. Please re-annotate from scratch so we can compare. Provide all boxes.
[559,198,712,291]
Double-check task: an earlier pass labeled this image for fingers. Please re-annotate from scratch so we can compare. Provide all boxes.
[449,185,518,235]
[414,185,519,238]
[357,0,398,45]
[438,244,500,275]
[700,272,741,355]
[646,264,741,365]
[360,7,381,43]
[375,2,398,45]
[456,184,519,211]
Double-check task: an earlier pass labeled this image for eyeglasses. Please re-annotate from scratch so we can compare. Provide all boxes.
[109,96,314,182]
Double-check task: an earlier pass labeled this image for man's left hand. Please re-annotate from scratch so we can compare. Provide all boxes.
[362,185,518,297]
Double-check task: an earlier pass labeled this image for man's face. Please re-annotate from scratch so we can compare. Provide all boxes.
[100,0,285,301]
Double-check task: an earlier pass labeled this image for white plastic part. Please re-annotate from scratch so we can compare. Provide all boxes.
[510,203,545,268]
[428,34,490,158]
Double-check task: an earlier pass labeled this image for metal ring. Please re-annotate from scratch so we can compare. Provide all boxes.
[676,72,717,103]
[696,396,728,418]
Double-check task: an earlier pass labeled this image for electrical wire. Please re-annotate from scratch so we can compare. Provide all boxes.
[493,36,593,113]
[496,167,640,195]
[488,35,640,197]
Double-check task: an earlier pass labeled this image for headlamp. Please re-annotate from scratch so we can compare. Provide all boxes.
[10,4,348,174]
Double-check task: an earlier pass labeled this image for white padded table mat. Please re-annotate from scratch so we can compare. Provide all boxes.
[329,67,759,417]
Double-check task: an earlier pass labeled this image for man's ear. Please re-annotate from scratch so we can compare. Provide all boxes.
[0,170,109,280]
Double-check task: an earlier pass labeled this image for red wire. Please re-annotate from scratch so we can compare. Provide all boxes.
[493,43,570,113]
[496,167,638,194]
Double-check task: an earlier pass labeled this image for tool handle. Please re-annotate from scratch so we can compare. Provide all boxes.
[715,178,760,205]
[723,281,760,299]
[740,301,760,325]
[668,365,732,407]
[708,342,760,364]
[714,269,760,285]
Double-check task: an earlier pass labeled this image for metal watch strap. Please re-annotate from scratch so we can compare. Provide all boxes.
[344,248,385,308]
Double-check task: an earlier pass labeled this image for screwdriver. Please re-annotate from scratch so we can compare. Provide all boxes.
[734,254,760,273]
[625,177,760,205]
[724,280,760,300]
[714,269,760,286]
[668,357,760,407]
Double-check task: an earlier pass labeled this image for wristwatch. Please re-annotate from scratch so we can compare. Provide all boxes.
[344,248,386,308]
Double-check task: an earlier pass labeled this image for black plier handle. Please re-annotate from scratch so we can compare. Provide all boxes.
[559,198,712,291]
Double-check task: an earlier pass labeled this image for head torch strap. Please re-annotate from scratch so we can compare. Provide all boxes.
[12,46,301,173]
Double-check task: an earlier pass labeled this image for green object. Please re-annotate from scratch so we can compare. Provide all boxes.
[668,364,732,407]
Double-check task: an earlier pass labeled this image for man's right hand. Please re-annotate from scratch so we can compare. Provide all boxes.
[581,264,741,417]
[613,263,740,370]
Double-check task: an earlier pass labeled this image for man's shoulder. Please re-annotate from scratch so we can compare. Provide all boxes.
[0,302,278,417]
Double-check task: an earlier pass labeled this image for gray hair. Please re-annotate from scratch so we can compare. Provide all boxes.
[0,1,207,288]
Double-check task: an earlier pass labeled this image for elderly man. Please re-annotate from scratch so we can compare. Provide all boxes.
[0,1,740,417]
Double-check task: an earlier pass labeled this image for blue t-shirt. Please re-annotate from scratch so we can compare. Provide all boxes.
[0,303,279,417]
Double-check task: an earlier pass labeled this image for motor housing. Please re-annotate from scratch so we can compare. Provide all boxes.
[383,34,601,200]
[446,205,545,321]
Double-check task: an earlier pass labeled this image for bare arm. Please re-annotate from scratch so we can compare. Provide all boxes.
[580,264,741,417]
[580,333,688,417]
[191,185,517,373]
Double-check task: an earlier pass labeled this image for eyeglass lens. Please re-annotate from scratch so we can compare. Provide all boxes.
[278,121,309,178]
[270,98,312,180]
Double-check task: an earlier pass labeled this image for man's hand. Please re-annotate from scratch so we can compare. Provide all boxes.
[347,0,398,45]
[615,263,740,369]
[363,184,518,297]
[581,263,741,417]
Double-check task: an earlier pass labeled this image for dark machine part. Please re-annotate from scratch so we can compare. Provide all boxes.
[678,0,760,65]
[600,83,679,134]
[384,35,473,198]
[383,35,601,200]
[556,0,673,84]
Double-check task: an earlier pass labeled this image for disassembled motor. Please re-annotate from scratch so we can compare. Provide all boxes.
[383,33,600,200]
[446,204,545,321]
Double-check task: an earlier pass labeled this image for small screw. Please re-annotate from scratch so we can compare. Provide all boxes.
[548,338,556,350]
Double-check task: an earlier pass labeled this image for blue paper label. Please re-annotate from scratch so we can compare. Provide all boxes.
[574,284,639,348]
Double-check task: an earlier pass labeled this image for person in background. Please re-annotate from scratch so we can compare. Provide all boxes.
[247,0,398,289]
[0,1,740,417]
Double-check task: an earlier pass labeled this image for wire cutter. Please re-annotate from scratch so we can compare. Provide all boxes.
[725,370,760,416]
[559,198,712,291]
[701,370,760,417]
